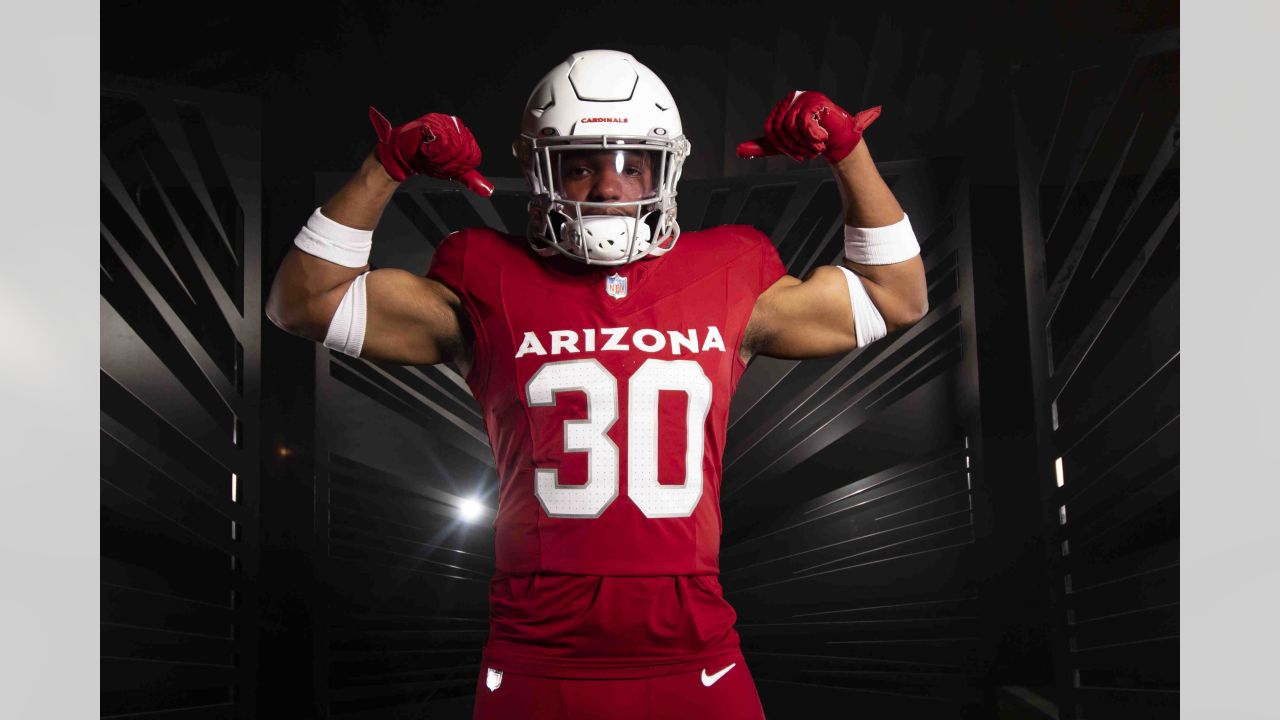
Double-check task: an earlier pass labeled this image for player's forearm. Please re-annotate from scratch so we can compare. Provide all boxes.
[321,150,402,229]
[831,143,928,329]
[829,141,902,227]
[265,151,397,335]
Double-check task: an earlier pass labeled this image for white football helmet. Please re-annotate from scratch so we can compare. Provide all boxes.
[513,50,691,266]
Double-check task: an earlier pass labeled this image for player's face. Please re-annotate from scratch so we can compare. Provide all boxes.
[556,150,658,214]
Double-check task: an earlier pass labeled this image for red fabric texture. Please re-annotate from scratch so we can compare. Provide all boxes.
[425,225,786,679]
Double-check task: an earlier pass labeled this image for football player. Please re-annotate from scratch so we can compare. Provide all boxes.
[267,49,927,719]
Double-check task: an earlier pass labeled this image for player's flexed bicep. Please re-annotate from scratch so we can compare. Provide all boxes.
[742,268,856,362]
[742,256,927,362]
[311,269,470,367]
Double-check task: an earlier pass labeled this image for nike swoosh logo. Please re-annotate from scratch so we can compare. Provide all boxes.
[701,662,737,687]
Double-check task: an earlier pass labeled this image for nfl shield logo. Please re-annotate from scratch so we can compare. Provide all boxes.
[605,272,628,299]
[486,668,503,692]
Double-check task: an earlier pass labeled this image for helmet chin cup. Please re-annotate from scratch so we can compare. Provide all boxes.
[562,216,652,264]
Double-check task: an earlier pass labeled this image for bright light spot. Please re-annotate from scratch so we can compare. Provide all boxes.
[614,151,624,174]
[460,499,484,522]
[1054,457,1065,487]
[231,473,238,503]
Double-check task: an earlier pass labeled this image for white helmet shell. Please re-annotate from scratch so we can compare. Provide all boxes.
[514,50,691,266]
[521,50,683,141]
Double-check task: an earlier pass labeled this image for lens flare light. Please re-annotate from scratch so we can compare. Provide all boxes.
[460,499,484,522]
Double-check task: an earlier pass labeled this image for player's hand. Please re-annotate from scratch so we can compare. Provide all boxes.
[368,106,494,196]
[736,91,881,164]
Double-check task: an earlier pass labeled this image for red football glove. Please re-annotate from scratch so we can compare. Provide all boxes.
[368,106,493,197]
[736,91,881,164]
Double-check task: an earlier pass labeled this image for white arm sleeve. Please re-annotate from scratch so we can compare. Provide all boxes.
[836,265,887,348]
[322,271,370,358]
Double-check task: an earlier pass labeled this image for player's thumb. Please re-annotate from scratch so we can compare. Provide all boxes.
[458,169,494,197]
[736,137,780,159]
[368,106,393,144]
[850,106,883,134]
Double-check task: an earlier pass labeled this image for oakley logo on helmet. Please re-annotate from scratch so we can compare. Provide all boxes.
[580,117,629,123]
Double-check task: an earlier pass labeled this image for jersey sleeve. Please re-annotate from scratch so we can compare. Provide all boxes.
[756,231,787,295]
[425,229,469,299]
[423,229,491,393]
[722,224,787,297]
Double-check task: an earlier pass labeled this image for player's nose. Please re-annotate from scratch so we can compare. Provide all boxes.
[587,169,623,202]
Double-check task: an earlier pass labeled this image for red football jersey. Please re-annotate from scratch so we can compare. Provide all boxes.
[426,225,786,678]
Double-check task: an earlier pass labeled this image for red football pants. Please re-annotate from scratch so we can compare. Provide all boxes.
[472,652,765,719]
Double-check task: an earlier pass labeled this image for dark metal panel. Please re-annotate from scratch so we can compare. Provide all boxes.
[101,74,261,719]
[101,656,236,716]
[1013,29,1180,720]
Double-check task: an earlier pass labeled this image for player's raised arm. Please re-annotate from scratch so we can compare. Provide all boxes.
[737,92,928,361]
[265,108,493,366]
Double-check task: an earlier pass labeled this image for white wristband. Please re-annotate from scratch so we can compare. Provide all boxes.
[836,265,887,348]
[323,271,370,358]
[844,213,920,265]
[293,207,374,268]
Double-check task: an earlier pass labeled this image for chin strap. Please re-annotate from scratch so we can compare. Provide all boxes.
[644,222,680,257]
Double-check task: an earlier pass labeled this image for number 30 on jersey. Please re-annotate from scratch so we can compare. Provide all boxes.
[526,358,712,520]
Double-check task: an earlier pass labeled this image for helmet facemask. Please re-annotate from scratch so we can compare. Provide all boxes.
[521,137,688,266]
